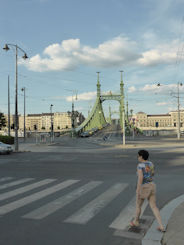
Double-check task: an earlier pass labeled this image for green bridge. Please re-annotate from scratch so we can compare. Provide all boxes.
[75,72,126,135]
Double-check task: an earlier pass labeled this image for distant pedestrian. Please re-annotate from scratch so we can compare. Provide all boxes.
[130,149,166,232]
[103,135,107,141]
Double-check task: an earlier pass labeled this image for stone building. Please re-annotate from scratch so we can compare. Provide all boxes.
[4,111,85,132]
[134,111,184,129]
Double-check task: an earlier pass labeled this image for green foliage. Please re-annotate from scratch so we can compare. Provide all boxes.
[0,135,14,144]
[0,113,6,130]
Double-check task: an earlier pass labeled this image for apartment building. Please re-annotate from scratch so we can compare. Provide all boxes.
[134,111,184,129]
[4,112,75,132]
[25,112,73,131]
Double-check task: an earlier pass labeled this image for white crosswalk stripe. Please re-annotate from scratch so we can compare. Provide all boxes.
[23,180,102,219]
[0,178,33,190]
[0,179,56,201]
[0,177,14,182]
[0,179,79,215]
[109,196,149,230]
[64,183,128,224]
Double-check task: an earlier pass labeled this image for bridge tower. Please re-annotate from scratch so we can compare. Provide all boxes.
[75,71,126,140]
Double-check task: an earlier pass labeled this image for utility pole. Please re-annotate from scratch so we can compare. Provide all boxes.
[71,91,77,138]
[15,45,18,150]
[8,75,10,136]
[72,99,74,138]
[177,82,183,139]
[3,43,28,151]
[157,82,183,140]
[50,104,54,143]
[120,70,125,145]
[21,87,26,142]
[64,89,77,138]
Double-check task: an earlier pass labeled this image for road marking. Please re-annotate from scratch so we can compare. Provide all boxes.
[23,181,102,219]
[64,183,128,224]
[0,178,33,190]
[0,179,79,215]
[0,177,13,182]
[109,196,148,230]
[0,179,56,202]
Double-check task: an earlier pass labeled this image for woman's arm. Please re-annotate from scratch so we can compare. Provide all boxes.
[136,169,143,196]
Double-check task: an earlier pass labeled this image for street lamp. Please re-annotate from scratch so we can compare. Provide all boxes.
[50,104,54,143]
[64,89,78,137]
[176,82,183,139]
[157,82,183,139]
[120,70,125,145]
[3,44,28,151]
[21,87,26,142]
[71,92,78,138]
[8,75,10,137]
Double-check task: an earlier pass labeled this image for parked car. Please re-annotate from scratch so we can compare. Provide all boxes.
[0,142,13,154]
[80,131,90,137]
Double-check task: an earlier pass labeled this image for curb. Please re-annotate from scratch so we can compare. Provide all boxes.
[142,194,184,245]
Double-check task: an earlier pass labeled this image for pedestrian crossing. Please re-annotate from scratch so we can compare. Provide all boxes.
[64,183,128,224]
[0,176,149,231]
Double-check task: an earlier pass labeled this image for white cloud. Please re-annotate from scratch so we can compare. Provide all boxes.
[22,36,141,72]
[137,40,180,66]
[128,86,136,93]
[21,34,184,72]
[156,102,168,106]
[66,91,96,102]
[140,84,158,92]
[75,36,140,67]
[139,83,184,93]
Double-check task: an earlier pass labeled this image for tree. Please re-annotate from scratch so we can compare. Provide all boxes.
[0,113,6,130]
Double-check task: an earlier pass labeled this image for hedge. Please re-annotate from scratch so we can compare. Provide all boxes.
[0,136,14,144]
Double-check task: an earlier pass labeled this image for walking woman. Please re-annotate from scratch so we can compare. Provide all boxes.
[130,149,165,232]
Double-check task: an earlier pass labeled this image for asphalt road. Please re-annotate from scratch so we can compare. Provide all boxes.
[0,127,184,245]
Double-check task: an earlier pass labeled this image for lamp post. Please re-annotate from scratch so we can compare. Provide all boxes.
[21,87,26,142]
[64,89,77,138]
[3,44,28,152]
[71,92,78,138]
[120,70,125,145]
[8,75,10,137]
[50,104,54,143]
[157,82,183,139]
[176,82,183,139]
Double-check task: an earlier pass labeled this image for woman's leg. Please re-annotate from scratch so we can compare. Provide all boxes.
[148,193,164,229]
[133,195,144,225]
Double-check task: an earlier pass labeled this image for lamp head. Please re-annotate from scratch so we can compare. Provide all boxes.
[22,53,28,59]
[3,44,10,51]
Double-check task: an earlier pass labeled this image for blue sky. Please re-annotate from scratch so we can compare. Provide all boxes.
[1,0,184,118]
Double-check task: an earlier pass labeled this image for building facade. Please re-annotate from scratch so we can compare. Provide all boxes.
[4,111,85,132]
[134,111,184,129]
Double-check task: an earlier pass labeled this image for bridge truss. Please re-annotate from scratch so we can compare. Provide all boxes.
[75,72,126,134]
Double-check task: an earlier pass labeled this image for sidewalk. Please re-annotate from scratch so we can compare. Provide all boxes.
[162,202,184,245]
[142,195,184,245]
[15,142,53,152]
